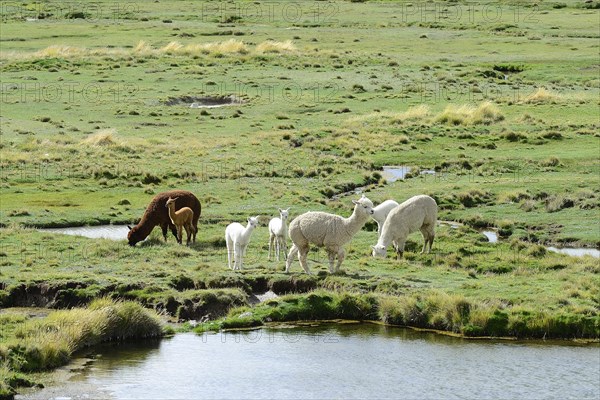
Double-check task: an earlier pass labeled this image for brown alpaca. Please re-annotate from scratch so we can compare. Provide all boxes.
[127,190,201,246]
[165,197,195,245]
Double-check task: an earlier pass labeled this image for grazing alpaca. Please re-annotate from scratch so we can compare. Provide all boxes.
[127,190,201,246]
[285,195,374,274]
[371,195,437,259]
[268,208,290,262]
[225,216,259,270]
[371,200,399,237]
[165,197,195,245]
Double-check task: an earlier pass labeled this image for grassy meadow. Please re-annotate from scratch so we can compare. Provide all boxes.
[0,0,599,395]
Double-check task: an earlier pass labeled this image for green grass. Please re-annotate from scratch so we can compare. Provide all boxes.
[0,0,599,394]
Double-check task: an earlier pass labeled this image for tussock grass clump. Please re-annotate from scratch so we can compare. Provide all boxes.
[255,40,296,54]
[6,39,301,61]
[82,129,119,146]
[435,101,504,125]
[540,156,560,167]
[345,105,430,127]
[521,88,562,104]
[6,299,163,372]
[456,189,492,208]
[545,194,574,212]
[159,39,249,56]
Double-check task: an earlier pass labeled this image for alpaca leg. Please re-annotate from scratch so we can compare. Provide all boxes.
[335,248,345,272]
[233,242,239,270]
[170,224,178,242]
[192,224,197,243]
[268,234,274,261]
[226,236,233,270]
[161,222,169,242]
[184,224,192,246]
[239,244,248,270]
[285,244,298,273]
[427,228,435,253]
[327,250,336,274]
[282,238,288,261]
[419,227,428,253]
[298,247,311,275]
[395,239,406,259]
[275,237,281,262]
[177,226,183,245]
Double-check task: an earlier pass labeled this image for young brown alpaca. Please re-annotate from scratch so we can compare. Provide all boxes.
[165,197,195,245]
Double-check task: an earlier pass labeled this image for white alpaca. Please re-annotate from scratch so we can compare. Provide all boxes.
[268,208,290,262]
[371,195,437,259]
[372,199,399,236]
[285,195,374,274]
[225,216,259,270]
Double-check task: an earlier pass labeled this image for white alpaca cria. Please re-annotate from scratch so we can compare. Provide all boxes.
[268,208,290,262]
[371,195,437,259]
[285,195,374,274]
[371,199,399,236]
[225,216,259,270]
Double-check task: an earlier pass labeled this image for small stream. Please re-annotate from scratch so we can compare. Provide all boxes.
[41,225,129,240]
[17,324,600,400]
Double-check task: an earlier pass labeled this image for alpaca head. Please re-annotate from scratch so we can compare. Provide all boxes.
[165,197,178,208]
[352,195,374,216]
[371,244,387,258]
[127,225,143,246]
[278,208,290,221]
[247,216,259,229]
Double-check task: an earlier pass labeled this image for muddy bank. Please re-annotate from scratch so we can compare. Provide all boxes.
[0,274,318,321]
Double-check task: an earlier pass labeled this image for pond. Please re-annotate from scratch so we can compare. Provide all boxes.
[18,324,600,400]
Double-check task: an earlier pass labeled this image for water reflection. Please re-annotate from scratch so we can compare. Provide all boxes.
[20,324,600,400]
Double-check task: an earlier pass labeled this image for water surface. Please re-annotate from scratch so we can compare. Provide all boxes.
[19,324,600,400]
[41,225,129,240]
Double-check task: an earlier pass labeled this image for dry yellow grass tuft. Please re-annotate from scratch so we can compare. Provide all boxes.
[435,101,504,125]
[82,129,118,146]
[5,39,300,61]
[521,88,563,104]
[345,105,431,127]
[255,40,296,54]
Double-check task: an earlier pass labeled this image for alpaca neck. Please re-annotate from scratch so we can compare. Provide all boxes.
[377,225,395,249]
[134,219,155,238]
[166,204,177,223]
[342,206,370,237]
[242,224,255,239]
[280,218,288,238]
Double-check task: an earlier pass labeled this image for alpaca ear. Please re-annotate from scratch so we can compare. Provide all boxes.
[352,200,359,205]
[127,226,132,231]
[370,245,376,250]
[278,208,282,213]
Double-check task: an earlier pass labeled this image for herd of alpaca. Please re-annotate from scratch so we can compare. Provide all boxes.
[128,191,438,274]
